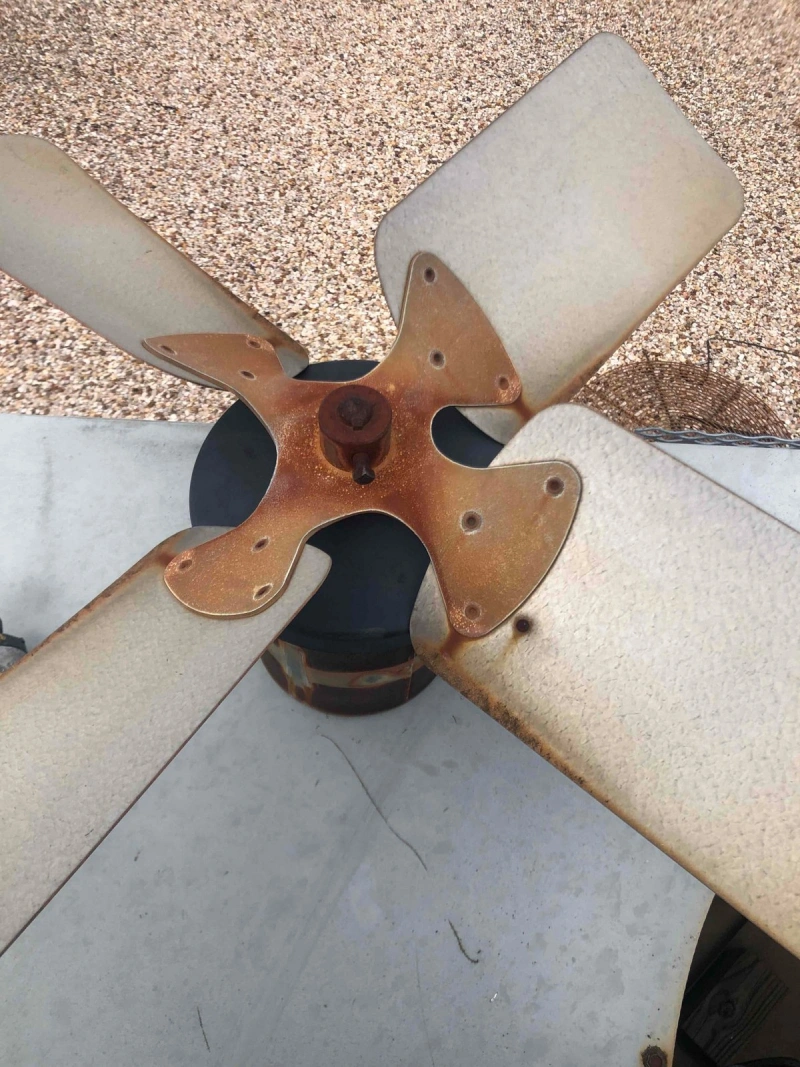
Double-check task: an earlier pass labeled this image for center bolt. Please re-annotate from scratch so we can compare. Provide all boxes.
[318,383,392,485]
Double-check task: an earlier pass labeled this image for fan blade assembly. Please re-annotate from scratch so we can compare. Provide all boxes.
[2,27,789,1003]
[375,32,744,443]
[411,404,800,957]
[0,529,329,955]
[0,136,308,381]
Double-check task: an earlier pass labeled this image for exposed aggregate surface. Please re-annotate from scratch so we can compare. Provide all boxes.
[0,0,797,430]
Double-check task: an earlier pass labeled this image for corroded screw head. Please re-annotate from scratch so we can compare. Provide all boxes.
[337,395,374,430]
[642,1047,667,1067]
[318,384,391,485]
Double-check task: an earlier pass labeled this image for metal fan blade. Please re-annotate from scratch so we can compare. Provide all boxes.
[375,33,743,443]
[411,405,800,957]
[0,136,308,382]
[0,528,329,955]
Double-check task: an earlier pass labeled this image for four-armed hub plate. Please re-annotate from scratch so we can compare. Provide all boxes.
[145,254,580,638]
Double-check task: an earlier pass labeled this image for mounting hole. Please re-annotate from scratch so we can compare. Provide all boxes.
[252,537,270,552]
[239,369,256,380]
[513,615,532,634]
[642,1048,668,1067]
[246,338,262,349]
[545,476,564,497]
[159,344,176,356]
[253,583,273,601]
[423,266,437,284]
[177,556,193,571]
[496,375,510,391]
[429,350,445,369]
[460,510,483,533]
[464,602,481,621]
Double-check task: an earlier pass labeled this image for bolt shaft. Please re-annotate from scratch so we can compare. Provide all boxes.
[352,452,375,485]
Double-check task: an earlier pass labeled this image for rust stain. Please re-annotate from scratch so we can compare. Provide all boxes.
[153,547,178,570]
[144,253,581,638]
[641,1046,668,1067]
[0,533,189,682]
[418,637,590,794]
[438,627,469,663]
[508,392,536,424]
[263,638,434,714]
[420,627,740,891]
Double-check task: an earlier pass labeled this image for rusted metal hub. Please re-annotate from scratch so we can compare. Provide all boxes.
[144,253,580,639]
[317,383,392,484]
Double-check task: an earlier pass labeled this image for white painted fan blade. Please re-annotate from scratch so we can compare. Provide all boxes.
[0,137,308,382]
[411,405,800,957]
[0,528,329,954]
[375,33,743,443]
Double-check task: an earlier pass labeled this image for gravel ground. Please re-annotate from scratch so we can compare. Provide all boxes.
[0,0,798,431]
